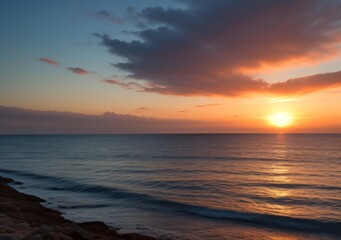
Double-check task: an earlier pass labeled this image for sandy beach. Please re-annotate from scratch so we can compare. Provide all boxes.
[0,176,156,240]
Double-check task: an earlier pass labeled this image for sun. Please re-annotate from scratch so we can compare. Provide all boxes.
[268,112,293,127]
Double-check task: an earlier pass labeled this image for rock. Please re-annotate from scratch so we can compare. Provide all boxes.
[26,236,43,240]
[0,226,15,234]
[0,234,19,240]
[78,221,117,236]
[0,177,15,184]
[64,230,92,240]
[32,225,54,235]
[0,178,158,240]
[120,233,157,240]
[40,232,73,240]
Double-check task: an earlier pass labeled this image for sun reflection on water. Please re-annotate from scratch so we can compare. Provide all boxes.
[263,134,295,216]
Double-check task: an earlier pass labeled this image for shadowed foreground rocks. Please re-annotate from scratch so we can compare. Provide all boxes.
[0,176,157,240]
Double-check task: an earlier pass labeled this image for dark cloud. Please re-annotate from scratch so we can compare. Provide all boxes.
[38,58,59,66]
[67,67,89,75]
[0,106,208,134]
[97,0,341,97]
[136,107,147,110]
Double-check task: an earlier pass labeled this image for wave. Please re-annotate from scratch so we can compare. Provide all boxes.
[0,167,162,202]
[57,203,112,209]
[54,182,341,234]
[241,182,341,191]
[142,154,311,163]
[0,168,76,185]
[185,206,341,234]
[1,168,340,235]
[53,182,341,234]
[83,152,313,163]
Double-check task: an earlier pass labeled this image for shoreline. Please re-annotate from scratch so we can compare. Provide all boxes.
[0,176,157,240]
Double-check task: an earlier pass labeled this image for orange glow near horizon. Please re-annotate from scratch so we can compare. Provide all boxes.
[268,112,294,128]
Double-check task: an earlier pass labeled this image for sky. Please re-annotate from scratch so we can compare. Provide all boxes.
[1,0,341,133]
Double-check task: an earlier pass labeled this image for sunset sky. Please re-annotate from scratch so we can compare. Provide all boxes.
[1,0,341,133]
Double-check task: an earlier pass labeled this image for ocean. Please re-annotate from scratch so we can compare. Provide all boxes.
[0,134,340,239]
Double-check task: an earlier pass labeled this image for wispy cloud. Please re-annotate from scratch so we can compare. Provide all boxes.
[252,98,302,104]
[67,67,89,75]
[88,10,124,24]
[72,41,92,46]
[39,58,92,77]
[227,115,240,118]
[102,79,144,90]
[268,71,341,95]
[195,103,224,108]
[38,57,59,66]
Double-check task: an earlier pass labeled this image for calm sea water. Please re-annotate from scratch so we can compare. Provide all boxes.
[0,134,340,239]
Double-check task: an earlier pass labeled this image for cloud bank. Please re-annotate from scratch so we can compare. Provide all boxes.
[0,106,207,134]
[1,106,340,133]
[97,0,341,97]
